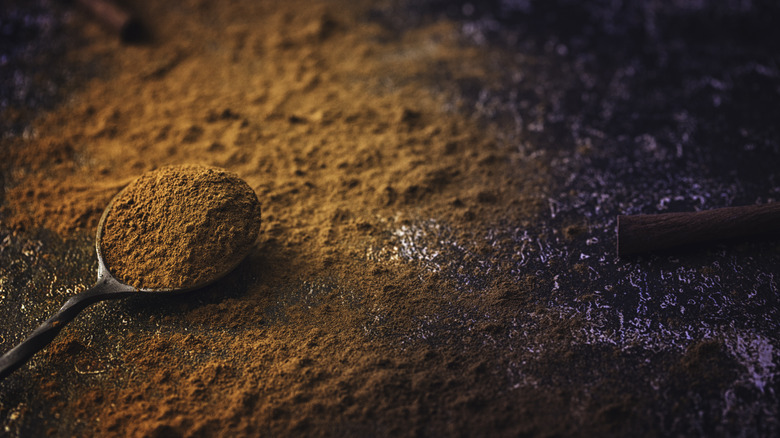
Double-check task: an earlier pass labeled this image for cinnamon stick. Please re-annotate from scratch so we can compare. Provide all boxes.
[617,202,780,256]
[76,0,143,42]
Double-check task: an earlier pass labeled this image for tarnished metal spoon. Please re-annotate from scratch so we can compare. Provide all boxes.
[0,186,253,381]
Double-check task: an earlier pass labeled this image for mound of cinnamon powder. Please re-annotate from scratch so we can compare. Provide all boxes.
[100,165,262,290]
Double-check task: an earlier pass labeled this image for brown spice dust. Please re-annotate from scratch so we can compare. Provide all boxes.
[1,1,771,437]
[100,165,262,290]
[0,0,573,436]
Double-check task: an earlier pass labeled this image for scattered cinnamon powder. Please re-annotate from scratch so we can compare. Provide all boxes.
[0,0,553,436]
[99,165,262,290]
[2,1,776,436]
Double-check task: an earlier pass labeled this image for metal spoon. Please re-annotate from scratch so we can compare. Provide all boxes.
[0,187,251,381]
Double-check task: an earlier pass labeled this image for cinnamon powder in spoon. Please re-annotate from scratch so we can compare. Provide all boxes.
[100,165,262,290]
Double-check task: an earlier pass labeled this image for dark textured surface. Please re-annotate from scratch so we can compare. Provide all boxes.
[1,1,779,436]
[375,1,780,435]
[0,0,83,137]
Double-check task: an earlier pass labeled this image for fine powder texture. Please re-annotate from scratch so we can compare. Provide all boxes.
[100,165,262,290]
[1,0,774,436]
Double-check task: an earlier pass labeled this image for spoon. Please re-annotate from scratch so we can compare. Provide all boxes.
[0,185,252,381]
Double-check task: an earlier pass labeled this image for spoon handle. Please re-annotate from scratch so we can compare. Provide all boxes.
[0,278,133,381]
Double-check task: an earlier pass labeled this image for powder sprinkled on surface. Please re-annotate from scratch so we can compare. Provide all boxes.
[100,165,262,290]
[4,0,778,436]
